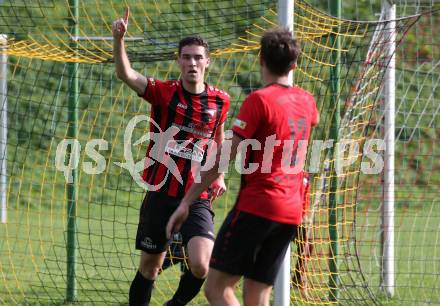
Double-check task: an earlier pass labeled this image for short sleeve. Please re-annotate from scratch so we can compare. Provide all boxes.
[139,78,169,106]
[232,93,264,139]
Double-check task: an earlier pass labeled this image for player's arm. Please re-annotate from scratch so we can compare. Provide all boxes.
[166,134,241,238]
[112,8,148,96]
[210,123,226,200]
[313,112,319,126]
[215,123,225,146]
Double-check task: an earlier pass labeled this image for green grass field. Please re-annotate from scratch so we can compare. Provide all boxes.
[2,198,439,305]
[0,169,240,305]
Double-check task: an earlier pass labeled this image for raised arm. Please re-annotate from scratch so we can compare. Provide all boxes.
[112,8,148,96]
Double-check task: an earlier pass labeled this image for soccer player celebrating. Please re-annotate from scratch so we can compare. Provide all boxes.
[112,8,230,306]
[167,27,318,306]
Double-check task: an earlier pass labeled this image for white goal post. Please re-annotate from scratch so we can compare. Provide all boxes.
[274,1,294,306]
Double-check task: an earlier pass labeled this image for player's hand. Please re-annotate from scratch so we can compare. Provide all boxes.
[211,176,226,202]
[166,203,189,239]
[112,7,129,40]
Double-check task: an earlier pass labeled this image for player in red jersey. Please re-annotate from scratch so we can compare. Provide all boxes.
[167,27,318,306]
[112,8,230,306]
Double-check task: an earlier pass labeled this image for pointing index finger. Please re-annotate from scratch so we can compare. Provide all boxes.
[124,7,130,25]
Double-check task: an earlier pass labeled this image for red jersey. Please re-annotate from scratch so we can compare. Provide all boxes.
[140,78,230,199]
[232,83,318,224]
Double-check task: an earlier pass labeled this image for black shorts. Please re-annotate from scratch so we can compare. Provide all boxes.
[210,208,297,285]
[135,191,215,254]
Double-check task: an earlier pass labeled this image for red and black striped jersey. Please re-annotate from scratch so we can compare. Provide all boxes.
[140,78,230,199]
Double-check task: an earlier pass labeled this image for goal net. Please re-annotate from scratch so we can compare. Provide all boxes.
[0,0,433,305]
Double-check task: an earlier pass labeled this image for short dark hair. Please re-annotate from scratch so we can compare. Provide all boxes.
[178,36,209,56]
[260,27,300,75]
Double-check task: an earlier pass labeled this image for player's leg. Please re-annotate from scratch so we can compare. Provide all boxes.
[245,222,297,306]
[165,237,214,306]
[130,250,166,306]
[204,268,241,306]
[165,200,215,306]
[208,209,274,306]
[182,199,216,277]
[242,278,272,306]
[130,192,176,306]
[186,236,214,278]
